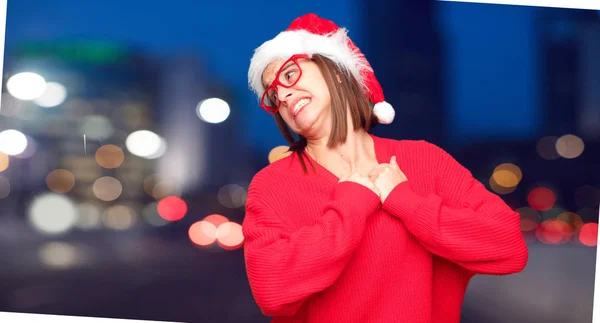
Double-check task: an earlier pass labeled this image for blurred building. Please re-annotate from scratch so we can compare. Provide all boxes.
[155,53,255,194]
[154,52,253,233]
[1,40,162,233]
[0,38,252,244]
[360,0,445,145]
[538,9,600,142]
[577,14,600,141]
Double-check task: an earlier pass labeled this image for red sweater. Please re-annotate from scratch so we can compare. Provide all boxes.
[242,135,528,323]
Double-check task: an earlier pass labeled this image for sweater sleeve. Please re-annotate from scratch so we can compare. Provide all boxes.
[242,180,381,317]
[382,141,528,275]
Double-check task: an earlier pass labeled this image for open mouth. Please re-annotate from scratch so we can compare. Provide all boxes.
[292,98,311,118]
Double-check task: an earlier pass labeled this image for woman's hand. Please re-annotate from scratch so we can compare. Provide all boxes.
[368,156,408,203]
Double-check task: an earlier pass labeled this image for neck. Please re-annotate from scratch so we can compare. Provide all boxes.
[305,117,375,169]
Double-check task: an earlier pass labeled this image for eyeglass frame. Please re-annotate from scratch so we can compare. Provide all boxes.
[260,53,313,114]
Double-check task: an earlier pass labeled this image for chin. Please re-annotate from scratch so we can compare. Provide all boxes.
[293,110,323,135]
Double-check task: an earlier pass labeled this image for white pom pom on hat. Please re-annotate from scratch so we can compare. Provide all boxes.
[373,101,395,125]
[248,13,395,124]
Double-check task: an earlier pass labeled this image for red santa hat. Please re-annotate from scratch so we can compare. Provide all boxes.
[248,13,395,124]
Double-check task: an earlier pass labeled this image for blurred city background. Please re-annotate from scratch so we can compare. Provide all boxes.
[0,1,599,323]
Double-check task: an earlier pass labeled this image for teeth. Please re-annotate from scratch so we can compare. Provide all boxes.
[293,99,310,115]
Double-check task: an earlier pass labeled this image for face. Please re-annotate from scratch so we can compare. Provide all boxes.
[262,56,332,137]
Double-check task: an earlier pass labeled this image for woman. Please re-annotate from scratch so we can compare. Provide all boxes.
[242,13,528,323]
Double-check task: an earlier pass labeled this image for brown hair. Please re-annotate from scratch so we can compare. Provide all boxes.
[273,54,379,173]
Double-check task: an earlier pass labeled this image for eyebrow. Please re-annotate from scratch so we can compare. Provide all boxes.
[263,61,296,88]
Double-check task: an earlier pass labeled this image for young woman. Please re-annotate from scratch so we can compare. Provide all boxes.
[242,13,528,323]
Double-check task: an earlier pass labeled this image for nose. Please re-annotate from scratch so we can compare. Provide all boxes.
[276,85,294,104]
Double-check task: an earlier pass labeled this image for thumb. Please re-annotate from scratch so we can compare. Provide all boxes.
[390,156,397,165]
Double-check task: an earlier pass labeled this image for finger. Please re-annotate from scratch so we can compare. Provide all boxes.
[369,165,388,176]
[369,172,385,183]
[368,173,377,182]
[369,163,381,171]
[370,163,390,171]
[390,156,397,165]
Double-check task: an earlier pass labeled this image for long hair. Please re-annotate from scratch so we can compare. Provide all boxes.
[273,54,379,173]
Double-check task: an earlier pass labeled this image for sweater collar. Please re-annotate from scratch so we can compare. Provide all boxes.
[299,133,391,182]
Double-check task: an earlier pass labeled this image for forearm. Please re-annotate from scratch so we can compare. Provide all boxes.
[383,180,528,275]
[244,182,380,316]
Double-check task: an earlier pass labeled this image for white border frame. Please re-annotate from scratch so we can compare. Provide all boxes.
[0,0,596,322]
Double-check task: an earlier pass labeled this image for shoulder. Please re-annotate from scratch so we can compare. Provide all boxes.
[373,135,450,158]
[374,135,468,176]
[247,153,308,201]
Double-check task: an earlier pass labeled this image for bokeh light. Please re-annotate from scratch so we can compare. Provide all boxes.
[93,176,123,201]
[517,207,540,232]
[6,72,47,100]
[189,221,217,247]
[540,206,565,222]
[46,169,76,193]
[142,202,169,227]
[489,178,516,195]
[203,214,229,227]
[527,187,556,211]
[555,134,584,159]
[578,223,598,246]
[0,152,9,172]
[0,129,28,156]
[490,162,522,195]
[218,184,247,208]
[492,163,522,187]
[535,219,573,245]
[27,193,78,235]
[157,196,187,221]
[216,222,244,250]
[75,203,102,230]
[125,130,165,159]
[197,98,230,124]
[268,146,292,163]
[145,137,168,159]
[13,135,37,159]
[143,175,182,199]
[70,156,102,182]
[79,115,115,140]
[556,211,584,234]
[536,136,560,160]
[38,242,81,269]
[151,179,182,200]
[95,144,125,169]
[34,82,68,108]
[103,205,137,230]
[143,174,161,197]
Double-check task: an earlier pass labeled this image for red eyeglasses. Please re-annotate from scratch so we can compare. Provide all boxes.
[260,54,312,114]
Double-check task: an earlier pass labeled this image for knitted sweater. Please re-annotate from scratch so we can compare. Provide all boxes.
[242,134,528,323]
